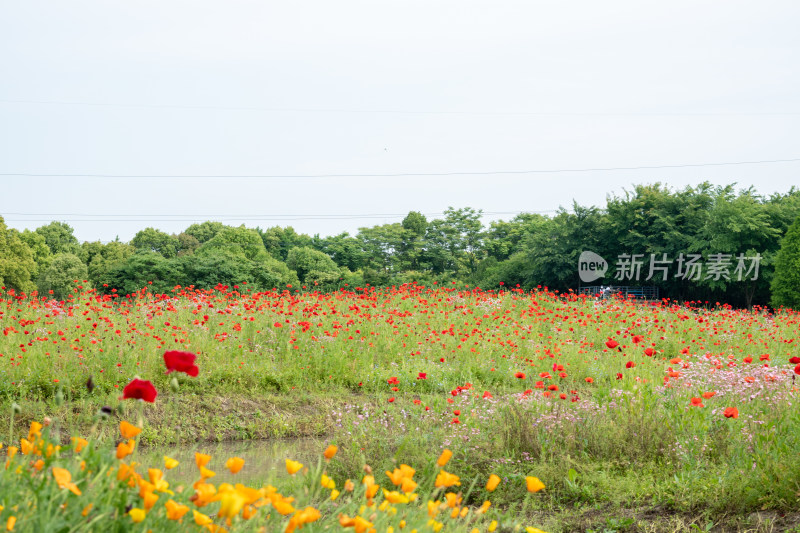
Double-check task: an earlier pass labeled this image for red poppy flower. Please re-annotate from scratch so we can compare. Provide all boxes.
[514,372,526,379]
[690,397,704,407]
[417,372,427,380]
[163,351,199,377]
[605,340,619,349]
[122,379,158,403]
[644,348,655,357]
[795,364,800,376]
[625,361,635,369]
[723,407,739,418]
[790,357,800,364]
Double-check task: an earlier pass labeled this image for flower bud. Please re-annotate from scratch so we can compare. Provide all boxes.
[11,402,21,414]
[170,376,180,393]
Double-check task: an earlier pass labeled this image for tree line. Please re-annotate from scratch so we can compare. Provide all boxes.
[1,182,799,308]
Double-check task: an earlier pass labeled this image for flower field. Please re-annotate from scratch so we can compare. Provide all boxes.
[1,282,800,531]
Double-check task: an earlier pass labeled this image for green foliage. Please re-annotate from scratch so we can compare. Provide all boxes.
[198,225,268,261]
[34,221,80,255]
[130,227,180,258]
[286,246,340,283]
[0,217,36,293]
[37,253,89,300]
[771,215,800,309]
[183,221,225,243]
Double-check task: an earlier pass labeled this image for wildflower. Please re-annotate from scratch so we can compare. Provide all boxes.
[286,459,303,475]
[129,508,146,523]
[122,379,157,403]
[324,445,338,460]
[120,421,142,439]
[526,476,545,492]
[436,449,452,467]
[605,339,619,349]
[165,499,190,520]
[52,467,82,495]
[514,372,526,379]
[193,510,213,526]
[434,470,461,488]
[690,397,704,408]
[164,456,179,469]
[72,437,88,453]
[225,457,245,474]
[116,439,136,460]
[724,407,739,419]
[163,350,199,377]
[321,474,335,489]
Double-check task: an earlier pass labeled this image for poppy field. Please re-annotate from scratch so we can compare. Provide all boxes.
[1,282,800,531]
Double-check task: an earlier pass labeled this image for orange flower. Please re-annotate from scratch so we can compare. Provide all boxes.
[701,391,716,399]
[690,397,704,408]
[286,459,303,475]
[486,474,501,492]
[120,421,142,439]
[195,453,211,469]
[323,445,338,460]
[436,449,452,467]
[526,476,545,493]
[72,437,88,453]
[225,457,245,474]
[434,470,461,488]
[52,467,82,495]
[116,439,136,460]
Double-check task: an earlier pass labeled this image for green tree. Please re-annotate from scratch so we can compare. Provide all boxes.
[0,217,36,293]
[35,221,80,256]
[17,229,52,283]
[198,225,267,261]
[771,215,800,309]
[38,253,89,300]
[258,226,313,260]
[285,246,340,284]
[130,228,180,258]
[184,221,225,244]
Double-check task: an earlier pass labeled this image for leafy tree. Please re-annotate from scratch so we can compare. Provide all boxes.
[17,229,52,282]
[317,233,367,271]
[771,215,800,309]
[0,217,36,293]
[258,226,313,260]
[424,208,484,276]
[82,241,135,286]
[130,228,180,258]
[101,252,179,295]
[286,246,340,283]
[35,221,80,256]
[198,225,267,261]
[175,232,201,256]
[38,253,89,300]
[184,221,225,244]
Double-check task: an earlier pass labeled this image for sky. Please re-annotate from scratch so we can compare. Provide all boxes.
[1,1,798,244]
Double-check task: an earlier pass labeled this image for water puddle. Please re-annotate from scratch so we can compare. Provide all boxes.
[138,437,323,486]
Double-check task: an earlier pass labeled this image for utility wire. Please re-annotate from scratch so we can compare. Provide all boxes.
[2,157,799,179]
[2,98,798,116]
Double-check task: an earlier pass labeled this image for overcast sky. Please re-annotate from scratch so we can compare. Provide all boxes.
[1,1,798,243]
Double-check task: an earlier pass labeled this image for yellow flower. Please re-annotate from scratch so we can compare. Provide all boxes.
[286,459,303,475]
[165,499,190,520]
[321,474,335,490]
[128,508,146,523]
[488,520,498,532]
[434,470,460,488]
[217,489,248,519]
[330,489,340,501]
[199,466,216,479]
[164,456,179,470]
[486,474,501,492]
[225,457,245,474]
[6,446,18,460]
[52,467,82,496]
[6,516,15,531]
[72,437,88,453]
[271,499,295,516]
[120,420,142,439]
[193,510,213,526]
[526,528,549,533]
[382,490,409,504]
[436,449,452,467]
[324,445,338,460]
[525,476,545,493]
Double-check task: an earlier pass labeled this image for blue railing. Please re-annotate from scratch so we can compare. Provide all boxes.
[580,285,659,300]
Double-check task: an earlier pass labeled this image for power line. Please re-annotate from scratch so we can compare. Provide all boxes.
[2,98,799,116]
[1,157,799,179]
[0,210,536,218]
